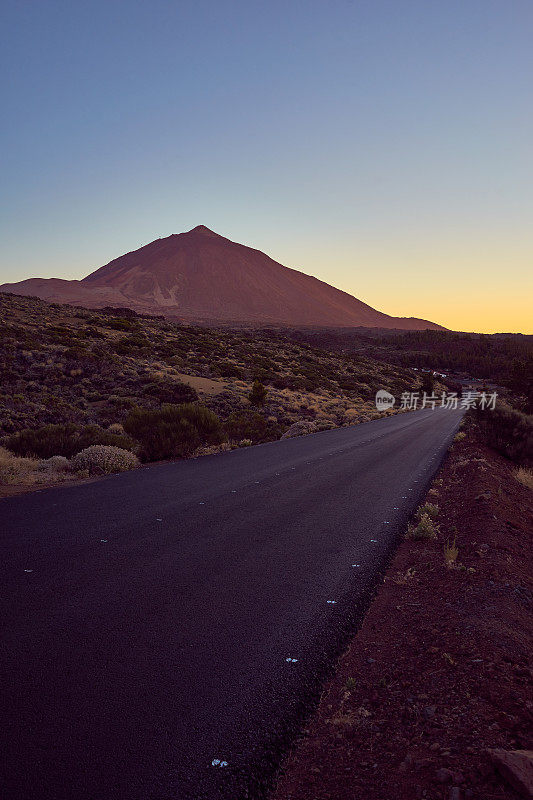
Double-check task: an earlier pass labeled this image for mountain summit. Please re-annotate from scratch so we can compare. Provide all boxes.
[0,226,443,329]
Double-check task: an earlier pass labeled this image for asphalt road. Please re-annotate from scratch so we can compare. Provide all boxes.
[1,407,463,800]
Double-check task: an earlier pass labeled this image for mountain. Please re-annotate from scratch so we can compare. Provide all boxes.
[0,225,443,329]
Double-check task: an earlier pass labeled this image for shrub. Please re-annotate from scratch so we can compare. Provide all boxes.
[224,409,281,443]
[38,455,70,472]
[420,372,435,394]
[217,361,245,379]
[281,421,317,439]
[407,512,438,540]
[114,334,150,355]
[5,423,136,459]
[6,424,77,458]
[475,403,533,464]
[418,502,439,519]
[141,380,198,404]
[123,403,224,461]
[104,317,139,332]
[248,380,268,406]
[70,445,139,475]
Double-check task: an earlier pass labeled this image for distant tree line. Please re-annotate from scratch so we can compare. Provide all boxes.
[277,327,533,413]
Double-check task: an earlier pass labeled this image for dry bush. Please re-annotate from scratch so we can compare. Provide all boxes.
[192,442,233,458]
[38,455,70,472]
[70,445,139,475]
[0,447,39,485]
[343,408,360,422]
[515,467,533,490]
[107,423,125,435]
[0,447,72,487]
[281,420,317,439]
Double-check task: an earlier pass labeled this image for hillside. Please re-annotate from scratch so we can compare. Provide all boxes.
[0,292,435,492]
[274,326,533,411]
[0,226,443,329]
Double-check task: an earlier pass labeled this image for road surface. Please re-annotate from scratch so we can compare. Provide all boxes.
[0,407,463,799]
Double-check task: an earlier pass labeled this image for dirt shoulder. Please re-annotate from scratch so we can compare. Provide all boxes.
[272,421,533,800]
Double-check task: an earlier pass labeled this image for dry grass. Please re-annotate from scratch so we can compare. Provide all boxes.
[444,537,459,566]
[0,447,40,485]
[515,467,533,490]
[0,446,80,487]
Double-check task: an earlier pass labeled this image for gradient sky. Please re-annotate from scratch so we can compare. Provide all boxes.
[1,0,532,333]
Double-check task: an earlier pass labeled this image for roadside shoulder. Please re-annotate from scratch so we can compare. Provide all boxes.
[272,422,533,800]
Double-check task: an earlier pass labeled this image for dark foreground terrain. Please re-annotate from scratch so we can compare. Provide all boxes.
[0,407,462,800]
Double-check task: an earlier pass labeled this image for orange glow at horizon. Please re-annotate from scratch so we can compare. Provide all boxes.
[274,236,533,335]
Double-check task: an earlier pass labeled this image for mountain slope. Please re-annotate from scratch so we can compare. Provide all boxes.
[1,225,443,329]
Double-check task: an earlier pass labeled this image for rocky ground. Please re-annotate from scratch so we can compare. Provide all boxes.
[272,418,533,800]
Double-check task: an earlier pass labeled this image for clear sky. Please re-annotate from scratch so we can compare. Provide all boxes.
[1,0,532,333]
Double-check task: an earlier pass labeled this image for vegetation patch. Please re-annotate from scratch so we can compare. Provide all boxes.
[6,423,135,459]
[474,402,533,465]
[123,403,224,461]
[70,445,139,475]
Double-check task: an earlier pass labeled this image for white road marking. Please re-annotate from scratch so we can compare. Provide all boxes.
[100,539,108,543]
[24,569,33,573]
[156,518,163,521]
